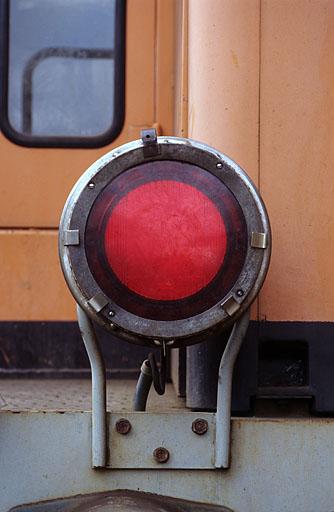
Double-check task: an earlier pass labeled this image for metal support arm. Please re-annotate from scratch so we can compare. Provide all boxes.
[77,302,249,470]
[77,304,107,468]
[215,309,250,469]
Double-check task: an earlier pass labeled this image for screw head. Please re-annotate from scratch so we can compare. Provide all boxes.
[108,310,115,317]
[153,447,170,463]
[192,418,208,435]
[216,162,223,169]
[115,418,131,435]
[236,289,244,297]
[88,182,95,189]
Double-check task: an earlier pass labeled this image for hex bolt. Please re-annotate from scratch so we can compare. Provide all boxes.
[192,418,209,435]
[236,289,244,297]
[216,162,223,169]
[115,418,132,435]
[108,310,115,317]
[153,447,170,463]
[88,182,95,189]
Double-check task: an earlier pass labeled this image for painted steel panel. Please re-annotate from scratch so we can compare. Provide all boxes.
[187,0,260,322]
[1,413,334,512]
[0,230,74,320]
[0,0,175,228]
[259,0,334,321]
[188,0,260,186]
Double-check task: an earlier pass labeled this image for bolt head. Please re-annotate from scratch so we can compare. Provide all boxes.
[115,418,131,435]
[153,447,170,463]
[88,182,95,189]
[216,162,223,169]
[236,289,244,297]
[192,418,208,435]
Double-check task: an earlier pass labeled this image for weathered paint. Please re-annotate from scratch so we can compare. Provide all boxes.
[1,412,334,512]
[187,0,260,322]
[187,0,334,322]
[0,230,74,320]
[259,0,334,321]
[0,0,176,321]
[0,0,159,228]
[187,0,260,185]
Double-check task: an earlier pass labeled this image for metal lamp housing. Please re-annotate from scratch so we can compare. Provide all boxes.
[59,136,271,348]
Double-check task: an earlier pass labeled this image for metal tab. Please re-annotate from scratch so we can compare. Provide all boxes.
[63,229,80,246]
[221,296,241,316]
[251,232,267,249]
[88,292,109,313]
[141,128,161,157]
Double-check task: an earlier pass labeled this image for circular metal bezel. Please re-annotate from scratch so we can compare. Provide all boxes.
[59,137,271,348]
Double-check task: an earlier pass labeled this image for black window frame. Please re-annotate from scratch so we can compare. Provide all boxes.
[0,0,126,148]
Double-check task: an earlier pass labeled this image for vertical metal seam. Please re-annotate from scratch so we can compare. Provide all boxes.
[182,0,189,137]
[153,0,158,124]
[257,0,262,321]
[258,0,262,191]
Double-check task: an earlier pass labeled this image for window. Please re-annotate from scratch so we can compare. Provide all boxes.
[0,0,125,147]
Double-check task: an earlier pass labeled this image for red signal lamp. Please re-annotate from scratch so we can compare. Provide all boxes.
[59,132,270,348]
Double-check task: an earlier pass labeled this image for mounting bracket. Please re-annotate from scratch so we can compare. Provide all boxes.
[77,304,250,469]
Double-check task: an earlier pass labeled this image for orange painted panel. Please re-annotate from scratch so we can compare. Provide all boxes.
[156,0,176,136]
[0,0,177,321]
[173,0,188,138]
[0,0,169,228]
[187,0,260,184]
[187,0,260,319]
[259,0,334,321]
[0,230,75,320]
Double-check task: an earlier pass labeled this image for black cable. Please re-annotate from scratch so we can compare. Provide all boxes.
[148,348,166,396]
[133,359,152,411]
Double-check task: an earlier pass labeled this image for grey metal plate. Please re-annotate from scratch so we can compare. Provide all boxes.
[2,412,334,512]
[108,412,215,469]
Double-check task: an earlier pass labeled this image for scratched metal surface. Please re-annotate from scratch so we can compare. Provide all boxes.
[0,379,185,412]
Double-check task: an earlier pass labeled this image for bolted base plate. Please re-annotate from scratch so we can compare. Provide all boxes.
[108,412,216,469]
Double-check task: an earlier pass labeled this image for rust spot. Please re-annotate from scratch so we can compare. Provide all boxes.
[115,418,131,435]
[153,446,170,463]
[231,50,239,68]
[192,418,208,435]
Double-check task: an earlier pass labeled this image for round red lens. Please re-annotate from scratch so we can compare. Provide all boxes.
[85,160,247,321]
[104,180,227,300]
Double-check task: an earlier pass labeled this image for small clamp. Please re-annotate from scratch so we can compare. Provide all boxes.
[141,128,161,157]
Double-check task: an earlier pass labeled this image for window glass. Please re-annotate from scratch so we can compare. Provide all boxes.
[5,0,124,144]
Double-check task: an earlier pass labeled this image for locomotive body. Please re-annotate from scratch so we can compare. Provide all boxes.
[0,1,334,511]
